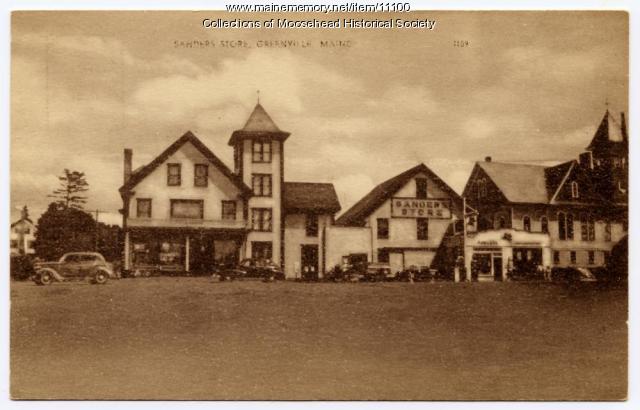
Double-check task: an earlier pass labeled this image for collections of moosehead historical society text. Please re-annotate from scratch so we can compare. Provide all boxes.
[202,18,438,30]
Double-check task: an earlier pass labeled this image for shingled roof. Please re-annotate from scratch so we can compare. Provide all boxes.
[283,182,341,214]
[336,163,462,227]
[477,161,550,203]
[228,103,290,146]
[119,131,251,197]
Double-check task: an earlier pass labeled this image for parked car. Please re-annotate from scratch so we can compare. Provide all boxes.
[218,258,284,281]
[398,265,437,282]
[550,266,597,284]
[364,262,396,282]
[32,252,115,285]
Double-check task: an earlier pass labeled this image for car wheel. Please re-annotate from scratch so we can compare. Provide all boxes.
[93,270,109,285]
[39,272,53,285]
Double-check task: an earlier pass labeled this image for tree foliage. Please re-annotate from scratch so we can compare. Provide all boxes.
[48,169,89,209]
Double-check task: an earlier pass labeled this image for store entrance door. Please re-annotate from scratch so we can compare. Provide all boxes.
[301,245,319,281]
[493,256,503,281]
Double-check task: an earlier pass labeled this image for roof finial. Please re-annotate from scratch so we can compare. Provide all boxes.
[257,89,260,105]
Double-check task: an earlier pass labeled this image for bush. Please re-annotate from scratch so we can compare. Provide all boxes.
[10,255,35,281]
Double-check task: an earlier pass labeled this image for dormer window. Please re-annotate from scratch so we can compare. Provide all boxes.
[167,163,181,186]
[571,181,579,199]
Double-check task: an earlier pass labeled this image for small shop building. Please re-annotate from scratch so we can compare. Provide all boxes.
[331,163,465,277]
[119,103,340,279]
[462,110,628,280]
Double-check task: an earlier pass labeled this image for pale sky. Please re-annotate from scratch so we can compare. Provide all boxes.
[10,11,628,225]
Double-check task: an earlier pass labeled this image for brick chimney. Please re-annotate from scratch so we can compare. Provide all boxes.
[124,149,133,183]
[484,156,492,162]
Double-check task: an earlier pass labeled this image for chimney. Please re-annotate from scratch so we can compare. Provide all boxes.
[124,149,133,183]
[484,156,492,162]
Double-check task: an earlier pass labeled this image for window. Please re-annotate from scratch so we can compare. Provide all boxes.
[417,218,429,240]
[377,218,389,239]
[553,251,560,265]
[136,198,152,218]
[416,178,428,199]
[558,212,566,240]
[170,199,204,219]
[167,163,181,186]
[570,251,576,264]
[580,213,588,241]
[252,140,272,163]
[10,240,18,248]
[588,251,595,265]
[571,181,579,199]
[566,213,574,240]
[604,222,612,242]
[306,214,318,237]
[498,216,506,229]
[377,249,389,263]
[251,208,272,232]
[194,164,208,187]
[477,178,487,199]
[252,241,273,260]
[523,216,531,232]
[221,201,236,220]
[541,216,549,234]
[587,215,595,241]
[252,174,272,197]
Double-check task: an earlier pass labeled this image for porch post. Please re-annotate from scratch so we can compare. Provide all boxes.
[185,235,190,272]
[124,231,131,271]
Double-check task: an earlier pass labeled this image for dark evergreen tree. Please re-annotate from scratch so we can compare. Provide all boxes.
[48,169,89,209]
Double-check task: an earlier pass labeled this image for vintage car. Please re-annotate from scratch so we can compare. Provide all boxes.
[325,258,394,283]
[364,262,396,282]
[397,265,438,282]
[32,252,116,285]
[217,258,285,281]
[550,266,598,284]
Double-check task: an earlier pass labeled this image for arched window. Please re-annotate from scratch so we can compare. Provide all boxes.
[523,216,531,232]
[580,213,588,241]
[498,216,506,229]
[571,181,579,199]
[540,216,549,234]
[558,212,566,240]
[566,213,574,239]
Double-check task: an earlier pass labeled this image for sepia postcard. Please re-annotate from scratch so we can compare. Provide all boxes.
[8,7,629,403]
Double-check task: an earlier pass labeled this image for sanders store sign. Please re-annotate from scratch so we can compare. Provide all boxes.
[391,197,452,219]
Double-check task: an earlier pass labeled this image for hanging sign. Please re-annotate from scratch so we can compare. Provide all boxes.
[391,197,452,219]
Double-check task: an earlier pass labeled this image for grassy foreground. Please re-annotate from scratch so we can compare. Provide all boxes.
[10,278,627,400]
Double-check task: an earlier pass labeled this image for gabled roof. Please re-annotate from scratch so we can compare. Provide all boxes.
[336,163,462,227]
[119,131,251,196]
[477,161,550,203]
[228,104,290,146]
[587,110,628,154]
[11,218,34,228]
[283,182,341,214]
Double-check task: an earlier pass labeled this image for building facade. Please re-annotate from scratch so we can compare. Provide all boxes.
[462,110,628,281]
[333,164,465,276]
[119,103,340,279]
[10,206,36,256]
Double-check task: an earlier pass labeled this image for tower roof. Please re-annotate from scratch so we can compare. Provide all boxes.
[586,110,628,153]
[228,103,290,146]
